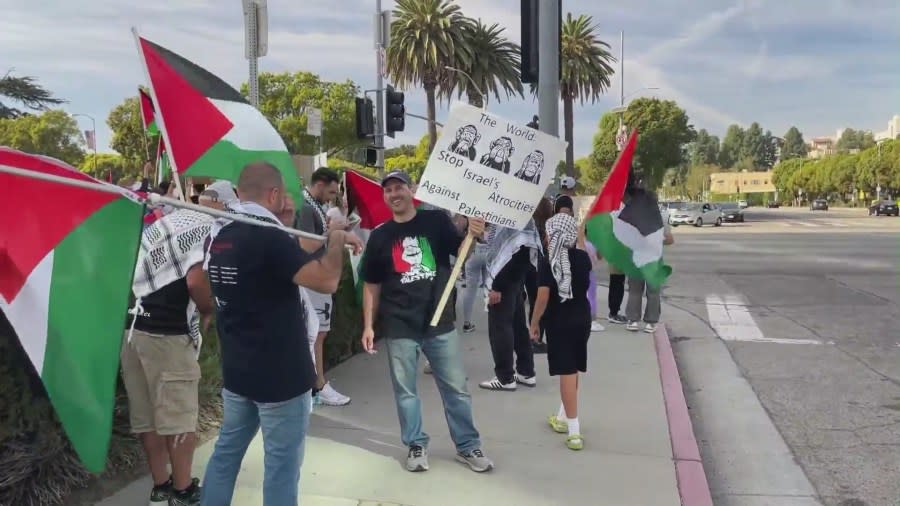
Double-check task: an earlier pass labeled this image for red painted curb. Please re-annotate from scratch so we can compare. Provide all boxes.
[653,325,713,506]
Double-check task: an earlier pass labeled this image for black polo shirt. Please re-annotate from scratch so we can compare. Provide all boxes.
[207,221,316,403]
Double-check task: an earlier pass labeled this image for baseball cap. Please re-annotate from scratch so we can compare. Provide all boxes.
[560,176,577,190]
[201,180,239,205]
[381,170,412,187]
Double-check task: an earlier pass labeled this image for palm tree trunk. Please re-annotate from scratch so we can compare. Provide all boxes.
[426,84,438,154]
[563,95,575,177]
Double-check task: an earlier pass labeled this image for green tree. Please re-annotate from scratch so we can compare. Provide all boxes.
[740,122,774,169]
[240,71,361,156]
[546,13,616,176]
[107,96,154,171]
[688,129,719,167]
[0,72,65,119]
[78,153,134,182]
[780,126,807,160]
[385,154,427,181]
[684,163,718,201]
[384,144,417,158]
[718,124,744,168]
[0,110,85,165]
[587,112,620,187]
[835,128,876,153]
[388,0,473,153]
[452,20,522,108]
[621,97,694,188]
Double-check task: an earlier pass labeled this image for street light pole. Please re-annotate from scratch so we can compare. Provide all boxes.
[444,66,486,110]
[73,113,97,176]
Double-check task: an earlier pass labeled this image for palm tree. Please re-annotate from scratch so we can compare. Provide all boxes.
[0,71,65,119]
[450,20,523,108]
[387,0,473,153]
[537,14,616,176]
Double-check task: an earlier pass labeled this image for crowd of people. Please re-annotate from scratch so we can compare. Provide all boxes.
[117,164,673,506]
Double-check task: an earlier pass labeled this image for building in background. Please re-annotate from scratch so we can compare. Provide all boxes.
[875,115,900,142]
[709,171,776,195]
[807,136,836,159]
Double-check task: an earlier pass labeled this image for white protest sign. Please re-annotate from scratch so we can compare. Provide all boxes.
[415,102,567,230]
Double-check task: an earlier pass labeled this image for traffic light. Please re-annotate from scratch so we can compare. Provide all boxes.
[355,97,374,139]
[385,84,405,138]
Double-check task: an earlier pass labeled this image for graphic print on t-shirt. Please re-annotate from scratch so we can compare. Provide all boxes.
[392,236,437,284]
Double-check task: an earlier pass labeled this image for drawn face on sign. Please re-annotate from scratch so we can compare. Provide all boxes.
[515,150,544,184]
[450,124,481,160]
[488,137,513,162]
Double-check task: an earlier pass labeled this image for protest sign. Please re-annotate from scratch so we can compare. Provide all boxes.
[416,102,567,230]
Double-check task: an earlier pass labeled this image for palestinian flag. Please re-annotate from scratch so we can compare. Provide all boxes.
[138,87,159,137]
[344,170,422,300]
[0,147,145,472]
[135,35,302,206]
[584,130,672,289]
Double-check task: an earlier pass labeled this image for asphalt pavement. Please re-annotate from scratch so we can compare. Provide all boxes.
[659,206,900,506]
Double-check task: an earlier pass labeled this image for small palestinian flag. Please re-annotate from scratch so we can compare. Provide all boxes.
[0,147,145,472]
[135,34,302,206]
[138,87,159,137]
[584,130,672,289]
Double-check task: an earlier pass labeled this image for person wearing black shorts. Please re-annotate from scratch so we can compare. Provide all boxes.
[528,213,591,451]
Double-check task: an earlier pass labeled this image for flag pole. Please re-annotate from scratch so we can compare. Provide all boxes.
[137,90,150,161]
[0,164,326,241]
[131,27,186,201]
[429,232,474,327]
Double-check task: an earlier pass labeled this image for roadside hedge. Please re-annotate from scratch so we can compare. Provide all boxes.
[0,251,361,505]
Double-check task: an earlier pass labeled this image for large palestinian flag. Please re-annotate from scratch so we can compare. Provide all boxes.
[135,35,302,205]
[139,87,159,137]
[584,130,672,289]
[0,147,145,472]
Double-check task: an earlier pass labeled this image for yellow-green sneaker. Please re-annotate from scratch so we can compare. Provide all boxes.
[566,434,584,451]
[548,415,568,433]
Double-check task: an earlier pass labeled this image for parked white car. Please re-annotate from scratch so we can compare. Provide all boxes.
[669,203,723,227]
[737,199,748,209]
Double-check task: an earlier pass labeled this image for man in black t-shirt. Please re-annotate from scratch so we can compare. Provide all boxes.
[201,162,362,506]
[361,171,494,474]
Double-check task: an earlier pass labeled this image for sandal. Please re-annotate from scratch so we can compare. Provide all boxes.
[548,415,568,433]
[566,434,584,451]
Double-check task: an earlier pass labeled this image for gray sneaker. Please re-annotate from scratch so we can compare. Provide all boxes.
[456,448,494,473]
[406,445,429,472]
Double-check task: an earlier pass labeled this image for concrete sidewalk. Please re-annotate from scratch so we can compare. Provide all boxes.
[97,297,685,506]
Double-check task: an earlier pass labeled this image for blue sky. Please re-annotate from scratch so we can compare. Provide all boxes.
[1,0,897,158]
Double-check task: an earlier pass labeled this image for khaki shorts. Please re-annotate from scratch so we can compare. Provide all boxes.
[120,330,200,435]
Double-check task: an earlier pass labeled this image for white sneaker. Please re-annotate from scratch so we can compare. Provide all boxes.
[643,322,657,333]
[478,377,516,391]
[590,321,605,332]
[625,321,640,332]
[318,382,351,406]
[514,373,536,387]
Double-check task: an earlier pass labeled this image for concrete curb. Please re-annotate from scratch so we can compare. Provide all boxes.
[653,324,714,506]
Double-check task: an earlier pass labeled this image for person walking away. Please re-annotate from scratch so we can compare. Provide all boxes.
[121,217,215,506]
[479,220,542,391]
[625,189,674,333]
[202,162,361,506]
[294,167,351,406]
[528,213,592,450]
[360,171,494,474]
[525,197,554,353]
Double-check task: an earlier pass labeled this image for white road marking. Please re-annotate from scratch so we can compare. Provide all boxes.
[706,294,822,345]
[821,220,849,228]
[785,220,820,228]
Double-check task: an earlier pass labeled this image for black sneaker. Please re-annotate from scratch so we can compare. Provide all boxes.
[150,479,172,506]
[168,478,201,506]
[462,322,476,333]
[607,313,628,324]
[532,340,547,354]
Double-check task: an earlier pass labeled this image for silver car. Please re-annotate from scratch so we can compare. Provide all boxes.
[669,203,723,227]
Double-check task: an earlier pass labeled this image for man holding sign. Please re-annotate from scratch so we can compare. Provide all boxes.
[360,171,493,474]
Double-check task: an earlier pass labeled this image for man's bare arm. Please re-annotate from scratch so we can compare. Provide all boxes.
[292,230,347,293]
[186,264,213,314]
[363,282,381,331]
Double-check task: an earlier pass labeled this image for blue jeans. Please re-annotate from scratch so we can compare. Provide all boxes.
[385,331,481,453]
[201,389,312,506]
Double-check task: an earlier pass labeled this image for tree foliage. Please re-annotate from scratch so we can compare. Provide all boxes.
[0,72,65,119]
[688,129,719,167]
[835,128,875,153]
[0,110,85,166]
[718,124,744,168]
[107,96,155,171]
[780,126,807,160]
[241,71,361,156]
[77,153,137,182]
[621,98,694,188]
[452,19,522,107]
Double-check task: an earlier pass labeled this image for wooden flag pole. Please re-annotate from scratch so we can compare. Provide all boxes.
[429,232,475,327]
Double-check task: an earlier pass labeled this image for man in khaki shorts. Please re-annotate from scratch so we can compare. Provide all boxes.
[121,261,213,506]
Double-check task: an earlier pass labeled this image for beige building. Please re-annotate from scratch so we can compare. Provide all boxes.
[807,136,836,159]
[710,171,776,194]
[875,115,900,142]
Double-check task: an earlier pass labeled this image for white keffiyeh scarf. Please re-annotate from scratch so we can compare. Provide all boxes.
[484,219,543,288]
[546,213,578,302]
[303,187,327,231]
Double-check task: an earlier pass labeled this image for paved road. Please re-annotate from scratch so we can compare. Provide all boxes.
[661,207,900,506]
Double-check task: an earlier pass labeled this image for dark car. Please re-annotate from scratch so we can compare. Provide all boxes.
[767,201,780,208]
[810,199,828,211]
[718,202,745,223]
[869,199,899,216]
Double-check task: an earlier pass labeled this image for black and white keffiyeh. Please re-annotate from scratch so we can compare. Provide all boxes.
[484,219,543,288]
[545,213,578,302]
[303,187,327,230]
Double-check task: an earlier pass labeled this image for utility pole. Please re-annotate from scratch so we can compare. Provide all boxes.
[374,0,386,176]
[617,30,626,151]
[243,0,268,107]
[537,1,559,139]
